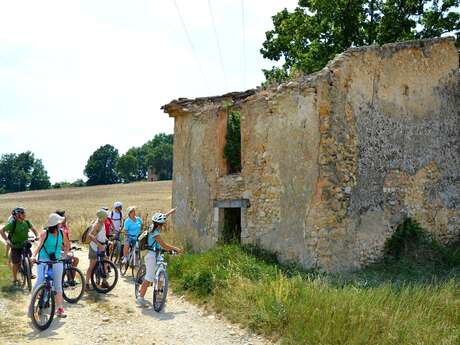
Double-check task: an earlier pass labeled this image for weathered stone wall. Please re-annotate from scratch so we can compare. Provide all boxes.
[163,38,460,272]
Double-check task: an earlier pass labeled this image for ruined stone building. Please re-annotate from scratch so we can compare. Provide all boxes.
[162,38,460,272]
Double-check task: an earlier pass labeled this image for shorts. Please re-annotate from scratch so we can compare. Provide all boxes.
[88,246,97,260]
[10,247,22,265]
[124,236,137,247]
[144,251,157,282]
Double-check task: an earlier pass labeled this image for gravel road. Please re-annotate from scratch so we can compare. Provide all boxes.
[0,248,272,345]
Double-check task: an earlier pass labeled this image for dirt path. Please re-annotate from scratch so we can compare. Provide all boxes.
[0,248,272,345]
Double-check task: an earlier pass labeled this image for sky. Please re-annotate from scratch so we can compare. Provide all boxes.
[0,0,298,183]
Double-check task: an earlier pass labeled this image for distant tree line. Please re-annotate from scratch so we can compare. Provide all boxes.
[0,133,173,194]
[0,151,51,193]
[84,133,173,186]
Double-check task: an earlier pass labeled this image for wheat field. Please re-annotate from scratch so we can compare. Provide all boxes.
[0,181,172,241]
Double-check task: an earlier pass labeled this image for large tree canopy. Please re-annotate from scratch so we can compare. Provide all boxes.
[261,0,460,82]
[84,144,120,186]
[0,151,51,193]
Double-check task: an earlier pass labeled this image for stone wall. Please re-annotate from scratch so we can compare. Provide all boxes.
[163,38,460,272]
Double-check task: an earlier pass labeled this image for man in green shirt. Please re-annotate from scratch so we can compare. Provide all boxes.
[0,207,39,284]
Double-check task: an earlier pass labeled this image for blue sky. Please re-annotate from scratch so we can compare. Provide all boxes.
[0,0,298,183]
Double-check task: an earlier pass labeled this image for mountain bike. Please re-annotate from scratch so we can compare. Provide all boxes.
[135,250,176,312]
[17,236,37,291]
[119,237,142,278]
[30,260,63,330]
[62,246,85,303]
[90,250,118,293]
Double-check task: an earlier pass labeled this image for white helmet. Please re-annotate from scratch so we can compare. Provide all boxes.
[151,212,167,224]
[113,201,123,209]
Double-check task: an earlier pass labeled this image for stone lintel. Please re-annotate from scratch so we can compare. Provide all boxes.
[213,199,250,208]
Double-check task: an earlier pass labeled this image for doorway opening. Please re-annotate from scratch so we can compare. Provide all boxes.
[221,208,242,244]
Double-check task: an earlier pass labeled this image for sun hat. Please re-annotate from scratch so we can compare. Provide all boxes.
[127,206,136,216]
[96,208,109,220]
[47,213,65,228]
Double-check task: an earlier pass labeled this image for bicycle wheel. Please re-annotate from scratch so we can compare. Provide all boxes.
[153,269,168,312]
[30,284,55,331]
[110,242,121,264]
[24,257,32,291]
[131,251,143,278]
[17,257,27,289]
[91,260,118,294]
[62,267,85,303]
[134,264,146,299]
[119,255,129,276]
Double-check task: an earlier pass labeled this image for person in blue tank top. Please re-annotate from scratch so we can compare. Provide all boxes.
[121,206,143,264]
[31,213,70,318]
[136,208,182,307]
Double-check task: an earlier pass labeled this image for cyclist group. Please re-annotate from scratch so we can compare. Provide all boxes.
[0,202,182,320]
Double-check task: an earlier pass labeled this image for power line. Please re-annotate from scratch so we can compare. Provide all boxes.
[207,0,228,90]
[241,0,246,90]
[172,0,209,91]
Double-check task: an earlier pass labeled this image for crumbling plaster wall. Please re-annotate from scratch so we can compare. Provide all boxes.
[164,38,460,272]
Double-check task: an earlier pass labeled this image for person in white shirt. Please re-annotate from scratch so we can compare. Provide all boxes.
[110,201,123,239]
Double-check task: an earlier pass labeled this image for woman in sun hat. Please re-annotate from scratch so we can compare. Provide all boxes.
[31,212,70,318]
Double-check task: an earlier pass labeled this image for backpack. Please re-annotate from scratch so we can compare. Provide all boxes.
[138,230,149,251]
[81,226,92,244]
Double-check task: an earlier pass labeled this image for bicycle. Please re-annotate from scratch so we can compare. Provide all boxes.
[30,259,63,330]
[119,236,142,278]
[61,246,85,303]
[109,233,123,265]
[135,249,176,312]
[17,236,37,291]
[90,250,118,293]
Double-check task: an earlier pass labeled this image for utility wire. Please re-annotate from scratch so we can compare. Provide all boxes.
[172,0,209,91]
[208,0,228,90]
[241,0,246,90]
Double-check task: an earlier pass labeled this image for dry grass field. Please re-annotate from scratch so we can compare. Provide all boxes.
[0,181,172,241]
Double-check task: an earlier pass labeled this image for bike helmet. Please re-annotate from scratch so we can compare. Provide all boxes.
[151,212,167,224]
[113,201,123,209]
[11,207,25,217]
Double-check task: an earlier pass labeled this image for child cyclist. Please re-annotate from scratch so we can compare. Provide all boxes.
[136,208,182,307]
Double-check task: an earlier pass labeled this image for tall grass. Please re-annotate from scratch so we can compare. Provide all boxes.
[169,221,460,345]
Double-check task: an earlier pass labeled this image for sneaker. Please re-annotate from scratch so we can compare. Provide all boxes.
[136,296,148,307]
[56,307,67,318]
[101,281,110,289]
[121,256,128,264]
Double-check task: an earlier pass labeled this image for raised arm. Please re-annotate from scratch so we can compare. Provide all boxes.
[154,234,182,253]
[165,208,176,217]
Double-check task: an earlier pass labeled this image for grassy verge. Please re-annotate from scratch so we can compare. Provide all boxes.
[168,222,460,345]
[0,244,9,287]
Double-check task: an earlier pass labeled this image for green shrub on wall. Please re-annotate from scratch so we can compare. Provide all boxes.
[224,109,241,174]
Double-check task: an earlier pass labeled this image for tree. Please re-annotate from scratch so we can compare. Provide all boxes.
[0,152,51,193]
[117,154,139,183]
[261,0,460,82]
[30,159,51,190]
[84,145,119,186]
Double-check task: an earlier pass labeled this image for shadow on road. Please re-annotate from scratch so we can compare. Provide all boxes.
[24,317,65,341]
[141,307,187,320]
